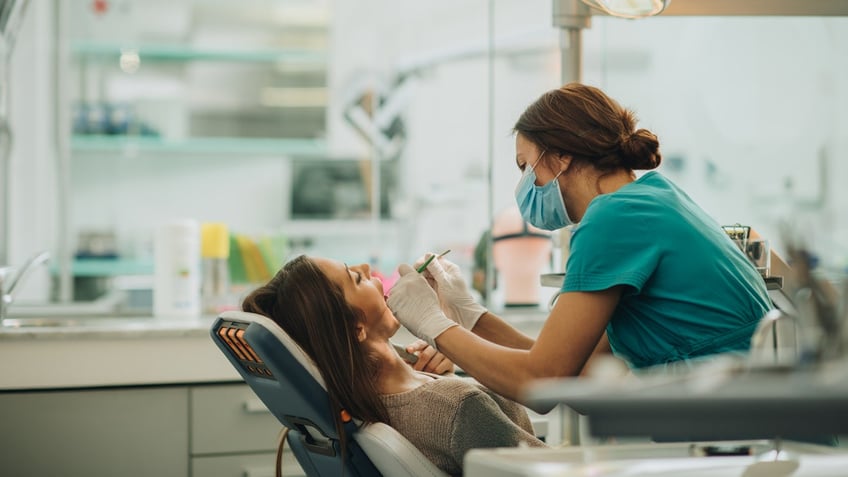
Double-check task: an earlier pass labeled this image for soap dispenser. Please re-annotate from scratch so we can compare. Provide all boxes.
[154,219,201,318]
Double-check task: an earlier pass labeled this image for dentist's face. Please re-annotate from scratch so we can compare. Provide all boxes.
[515,134,559,186]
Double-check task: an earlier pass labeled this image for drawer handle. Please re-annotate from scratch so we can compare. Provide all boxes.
[243,398,271,414]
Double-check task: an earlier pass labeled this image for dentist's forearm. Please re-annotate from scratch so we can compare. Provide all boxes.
[471,312,535,350]
[435,326,541,403]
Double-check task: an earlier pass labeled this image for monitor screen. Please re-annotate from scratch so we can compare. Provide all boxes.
[290,158,397,220]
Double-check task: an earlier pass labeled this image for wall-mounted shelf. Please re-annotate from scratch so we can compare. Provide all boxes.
[71,135,328,157]
[62,258,154,277]
[71,41,327,65]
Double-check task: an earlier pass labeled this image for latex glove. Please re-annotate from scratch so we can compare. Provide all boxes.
[387,263,458,350]
[424,257,487,330]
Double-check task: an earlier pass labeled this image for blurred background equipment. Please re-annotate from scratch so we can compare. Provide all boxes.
[491,206,552,308]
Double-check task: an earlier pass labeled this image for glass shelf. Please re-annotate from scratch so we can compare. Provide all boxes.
[71,40,327,65]
[281,220,402,237]
[71,135,328,157]
[63,258,154,277]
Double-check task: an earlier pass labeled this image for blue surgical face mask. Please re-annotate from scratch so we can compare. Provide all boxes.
[514,153,572,231]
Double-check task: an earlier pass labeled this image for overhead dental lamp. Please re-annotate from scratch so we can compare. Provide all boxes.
[580,0,670,19]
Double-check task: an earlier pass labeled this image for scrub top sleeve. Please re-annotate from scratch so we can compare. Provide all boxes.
[564,196,659,296]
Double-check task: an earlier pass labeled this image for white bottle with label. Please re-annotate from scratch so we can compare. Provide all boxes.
[154,220,201,318]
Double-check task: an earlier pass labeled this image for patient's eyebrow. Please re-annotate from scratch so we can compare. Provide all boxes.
[343,263,354,284]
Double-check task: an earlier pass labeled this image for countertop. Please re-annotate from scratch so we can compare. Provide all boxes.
[0,308,549,391]
[0,315,216,342]
[0,315,241,391]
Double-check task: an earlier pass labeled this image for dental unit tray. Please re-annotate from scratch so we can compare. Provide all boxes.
[524,366,848,441]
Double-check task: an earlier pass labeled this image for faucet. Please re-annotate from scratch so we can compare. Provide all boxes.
[0,250,50,324]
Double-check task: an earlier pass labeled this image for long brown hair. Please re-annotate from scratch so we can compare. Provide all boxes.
[514,82,661,173]
[242,255,391,448]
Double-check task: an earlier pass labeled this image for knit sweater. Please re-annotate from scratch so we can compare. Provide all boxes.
[379,374,547,476]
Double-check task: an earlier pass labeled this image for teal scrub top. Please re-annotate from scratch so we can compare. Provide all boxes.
[562,171,772,369]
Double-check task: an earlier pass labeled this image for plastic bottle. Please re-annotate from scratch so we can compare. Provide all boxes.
[154,220,201,318]
[201,222,231,314]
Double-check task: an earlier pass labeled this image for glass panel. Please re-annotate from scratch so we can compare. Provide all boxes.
[314,0,492,277]
[487,0,562,310]
[582,16,848,271]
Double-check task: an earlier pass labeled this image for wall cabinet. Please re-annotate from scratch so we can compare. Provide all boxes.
[52,1,409,305]
[56,0,337,299]
[0,382,303,477]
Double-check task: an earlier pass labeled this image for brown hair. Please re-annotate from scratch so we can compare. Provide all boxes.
[242,255,390,451]
[513,82,661,172]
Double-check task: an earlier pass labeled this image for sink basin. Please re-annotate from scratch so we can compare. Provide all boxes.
[3,290,132,319]
[1,290,152,328]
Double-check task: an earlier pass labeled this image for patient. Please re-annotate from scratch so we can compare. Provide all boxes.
[242,255,546,476]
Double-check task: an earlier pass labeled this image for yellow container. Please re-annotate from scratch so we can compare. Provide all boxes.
[201,223,230,259]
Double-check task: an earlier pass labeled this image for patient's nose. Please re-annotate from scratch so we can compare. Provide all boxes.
[354,263,371,278]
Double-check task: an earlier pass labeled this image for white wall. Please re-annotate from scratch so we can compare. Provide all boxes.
[582,16,848,265]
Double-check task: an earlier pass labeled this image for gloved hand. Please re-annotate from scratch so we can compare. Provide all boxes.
[387,263,458,350]
[423,256,488,330]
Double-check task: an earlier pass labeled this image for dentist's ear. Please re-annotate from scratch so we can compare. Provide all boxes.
[557,154,573,174]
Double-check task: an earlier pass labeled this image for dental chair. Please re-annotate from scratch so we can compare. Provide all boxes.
[211,310,448,477]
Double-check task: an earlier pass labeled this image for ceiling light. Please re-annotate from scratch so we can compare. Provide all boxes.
[581,0,671,19]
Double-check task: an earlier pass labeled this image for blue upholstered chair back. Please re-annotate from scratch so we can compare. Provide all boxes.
[211,310,448,477]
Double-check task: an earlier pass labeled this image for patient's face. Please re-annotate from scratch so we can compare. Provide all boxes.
[313,257,400,338]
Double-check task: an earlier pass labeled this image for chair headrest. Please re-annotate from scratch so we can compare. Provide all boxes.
[220,310,327,389]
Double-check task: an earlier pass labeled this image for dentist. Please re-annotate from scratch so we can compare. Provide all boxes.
[387,83,772,403]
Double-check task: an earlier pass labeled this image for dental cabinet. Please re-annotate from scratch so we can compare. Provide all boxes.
[0,317,307,477]
[0,384,307,477]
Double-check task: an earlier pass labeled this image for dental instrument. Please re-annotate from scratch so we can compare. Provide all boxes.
[416,249,451,274]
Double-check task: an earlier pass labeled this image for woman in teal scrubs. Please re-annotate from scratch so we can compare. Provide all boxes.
[386,83,772,403]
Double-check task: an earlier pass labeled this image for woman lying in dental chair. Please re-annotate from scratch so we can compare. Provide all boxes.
[242,255,546,476]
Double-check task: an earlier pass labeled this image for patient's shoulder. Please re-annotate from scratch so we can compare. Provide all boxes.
[411,375,487,403]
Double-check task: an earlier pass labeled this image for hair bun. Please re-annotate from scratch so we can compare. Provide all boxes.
[620,128,661,170]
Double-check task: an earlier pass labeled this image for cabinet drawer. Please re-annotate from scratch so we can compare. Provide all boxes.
[192,452,305,477]
[192,383,283,455]
[0,386,189,477]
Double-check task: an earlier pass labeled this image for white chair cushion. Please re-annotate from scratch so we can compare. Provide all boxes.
[356,423,449,477]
